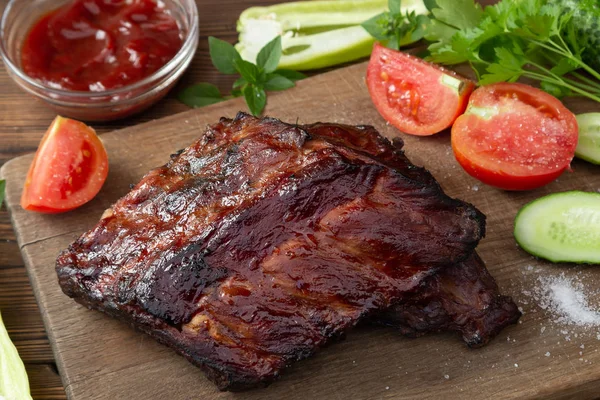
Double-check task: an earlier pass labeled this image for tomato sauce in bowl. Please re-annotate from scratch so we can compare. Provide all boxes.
[22,0,183,92]
[0,0,198,121]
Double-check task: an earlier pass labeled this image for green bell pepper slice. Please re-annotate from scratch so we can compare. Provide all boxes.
[236,0,428,70]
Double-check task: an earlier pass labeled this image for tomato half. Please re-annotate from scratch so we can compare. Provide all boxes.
[21,116,108,213]
[366,43,474,136]
[451,82,578,191]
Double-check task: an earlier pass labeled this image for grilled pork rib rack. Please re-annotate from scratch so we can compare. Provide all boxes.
[56,113,519,390]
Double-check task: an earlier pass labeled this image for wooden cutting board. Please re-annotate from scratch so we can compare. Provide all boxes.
[3,62,600,400]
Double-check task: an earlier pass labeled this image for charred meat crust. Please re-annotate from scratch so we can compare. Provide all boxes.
[374,252,521,347]
[56,113,498,390]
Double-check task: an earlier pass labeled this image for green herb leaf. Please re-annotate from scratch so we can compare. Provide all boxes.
[423,0,438,12]
[431,0,483,31]
[540,81,572,98]
[275,69,307,82]
[233,77,248,89]
[208,37,241,75]
[410,14,429,42]
[264,74,295,91]
[256,36,283,73]
[231,88,243,98]
[551,58,579,77]
[234,58,261,84]
[480,63,522,85]
[178,83,225,108]
[362,9,424,51]
[361,13,389,41]
[426,42,466,64]
[0,180,5,209]
[387,36,400,51]
[388,0,401,15]
[181,35,305,115]
[480,47,526,85]
[243,85,267,116]
[424,19,457,42]
[425,0,600,104]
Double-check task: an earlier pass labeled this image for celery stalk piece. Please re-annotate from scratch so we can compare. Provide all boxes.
[0,311,32,400]
[236,0,428,71]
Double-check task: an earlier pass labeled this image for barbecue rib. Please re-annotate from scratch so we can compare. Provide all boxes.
[375,252,520,347]
[56,113,513,390]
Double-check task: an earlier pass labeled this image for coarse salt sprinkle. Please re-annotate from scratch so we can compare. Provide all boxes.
[525,272,600,327]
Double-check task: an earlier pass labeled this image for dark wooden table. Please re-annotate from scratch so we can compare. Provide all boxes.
[0,0,284,397]
[0,1,501,398]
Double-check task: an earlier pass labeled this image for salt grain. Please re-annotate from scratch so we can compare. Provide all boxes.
[525,273,600,327]
[545,352,551,357]
[444,375,450,379]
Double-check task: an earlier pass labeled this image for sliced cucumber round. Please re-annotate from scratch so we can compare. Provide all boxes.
[514,191,600,263]
[575,113,600,164]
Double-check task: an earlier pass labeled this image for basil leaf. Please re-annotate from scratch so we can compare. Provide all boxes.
[264,74,295,91]
[256,36,282,74]
[423,0,438,11]
[388,0,401,15]
[275,69,307,82]
[233,77,247,89]
[234,58,261,84]
[243,85,267,116]
[208,36,240,75]
[0,180,5,209]
[387,35,400,50]
[177,83,225,108]
[410,14,430,42]
[361,13,389,41]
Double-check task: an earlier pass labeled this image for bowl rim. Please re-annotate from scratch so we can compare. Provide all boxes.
[0,0,199,100]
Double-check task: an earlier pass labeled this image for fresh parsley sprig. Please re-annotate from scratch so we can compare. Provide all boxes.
[179,36,306,116]
[361,0,428,50]
[424,0,600,103]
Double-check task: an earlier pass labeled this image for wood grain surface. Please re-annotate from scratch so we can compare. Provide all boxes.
[0,0,297,398]
[3,58,600,399]
[2,0,596,399]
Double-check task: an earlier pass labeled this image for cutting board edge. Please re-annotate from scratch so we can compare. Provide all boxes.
[2,60,600,400]
[0,168,73,399]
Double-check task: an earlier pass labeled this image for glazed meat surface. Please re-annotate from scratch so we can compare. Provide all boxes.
[376,252,520,347]
[56,113,487,390]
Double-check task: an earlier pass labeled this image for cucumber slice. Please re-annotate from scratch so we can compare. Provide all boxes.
[575,113,600,164]
[514,191,600,263]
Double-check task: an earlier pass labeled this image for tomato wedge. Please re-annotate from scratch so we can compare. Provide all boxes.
[21,116,108,213]
[451,82,578,191]
[366,43,474,136]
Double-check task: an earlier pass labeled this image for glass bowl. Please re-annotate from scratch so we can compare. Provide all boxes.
[0,0,199,121]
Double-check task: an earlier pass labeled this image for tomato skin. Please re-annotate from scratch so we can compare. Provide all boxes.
[451,82,578,191]
[452,144,566,191]
[21,116,108,213]
[366,43,474,136]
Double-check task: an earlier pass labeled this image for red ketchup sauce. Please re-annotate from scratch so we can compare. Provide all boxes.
[21,0,183,92]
